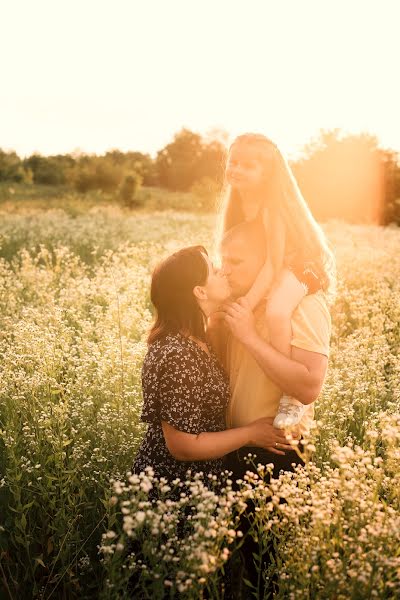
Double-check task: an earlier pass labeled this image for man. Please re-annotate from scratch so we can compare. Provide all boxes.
[218,218,331,471]
[216,219,331,596]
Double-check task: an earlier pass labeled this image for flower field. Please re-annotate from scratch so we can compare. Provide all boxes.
[0,206,399,599]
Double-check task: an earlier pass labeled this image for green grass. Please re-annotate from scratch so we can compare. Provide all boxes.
[0,183,217,216]
[0,204,399,598]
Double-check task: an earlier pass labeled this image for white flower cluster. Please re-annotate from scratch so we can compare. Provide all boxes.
[0,209,399,598]
[100,468,244,597]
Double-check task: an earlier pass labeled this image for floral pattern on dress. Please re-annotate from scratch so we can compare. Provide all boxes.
[133,332,230,482]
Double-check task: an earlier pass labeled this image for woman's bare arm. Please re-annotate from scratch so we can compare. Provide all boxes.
[161,419,294,461]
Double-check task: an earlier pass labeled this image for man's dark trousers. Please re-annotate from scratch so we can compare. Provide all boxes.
[223,446,305,598]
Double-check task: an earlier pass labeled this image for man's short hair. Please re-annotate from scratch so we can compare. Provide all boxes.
[220,219,267,261]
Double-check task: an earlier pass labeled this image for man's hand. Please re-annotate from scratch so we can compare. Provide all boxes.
[247,416,301,455]
[223,297,258,344]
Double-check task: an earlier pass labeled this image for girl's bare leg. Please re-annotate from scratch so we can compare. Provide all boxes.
[265,269,306,357]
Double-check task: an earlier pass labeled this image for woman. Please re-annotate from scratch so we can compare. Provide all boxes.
[133,245,292,482]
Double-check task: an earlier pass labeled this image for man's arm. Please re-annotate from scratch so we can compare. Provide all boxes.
[223,299,328,405]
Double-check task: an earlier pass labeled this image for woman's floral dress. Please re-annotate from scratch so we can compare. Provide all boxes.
[133,332,230,482]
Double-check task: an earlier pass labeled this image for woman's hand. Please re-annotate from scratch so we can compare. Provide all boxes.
[223,297,258,344]
[246,417,298,455]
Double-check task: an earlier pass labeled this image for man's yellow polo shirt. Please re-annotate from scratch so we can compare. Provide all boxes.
[225,291,331,437]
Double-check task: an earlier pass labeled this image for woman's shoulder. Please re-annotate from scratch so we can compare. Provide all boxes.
[143,333,188,369]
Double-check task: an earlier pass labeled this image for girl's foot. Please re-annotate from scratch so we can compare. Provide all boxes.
[273,396,306,429]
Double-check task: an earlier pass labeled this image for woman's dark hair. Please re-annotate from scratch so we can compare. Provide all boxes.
[147,245,209,346]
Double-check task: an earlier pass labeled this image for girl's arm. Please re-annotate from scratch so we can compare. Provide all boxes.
[161,418,294,460]
[244,209,286,309]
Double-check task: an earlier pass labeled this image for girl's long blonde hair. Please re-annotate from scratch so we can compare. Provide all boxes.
[219,133,336,298]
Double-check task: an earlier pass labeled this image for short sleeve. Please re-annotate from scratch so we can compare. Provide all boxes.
[141,346,203,433]
[290,292,331,357]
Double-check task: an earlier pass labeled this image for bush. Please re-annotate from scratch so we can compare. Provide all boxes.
[0,150,32,183]
[118,172,143,208]
[24,154,74,185]
[73,158,124,194]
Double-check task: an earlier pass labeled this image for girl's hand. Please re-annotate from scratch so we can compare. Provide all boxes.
[223,297,257,343]
[246,417,296,455]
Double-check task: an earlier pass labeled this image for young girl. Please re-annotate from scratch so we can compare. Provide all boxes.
[220,133,335,429]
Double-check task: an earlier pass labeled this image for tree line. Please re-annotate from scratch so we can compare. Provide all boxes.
[1,128,399,224]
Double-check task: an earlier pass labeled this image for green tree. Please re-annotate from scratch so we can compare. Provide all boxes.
[73,156,124,193]
[0,149,31,183]
[105,150,157,186]
[156,128,226,192]
[381,149,400,225]
[156,129,203,191]
[23,154,75,185]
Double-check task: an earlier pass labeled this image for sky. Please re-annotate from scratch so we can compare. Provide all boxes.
[1,0,399,159]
